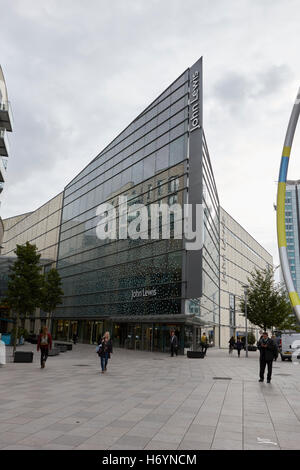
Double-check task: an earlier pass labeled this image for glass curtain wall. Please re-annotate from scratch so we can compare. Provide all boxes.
[186,134,220,344]
[56,70,190,321]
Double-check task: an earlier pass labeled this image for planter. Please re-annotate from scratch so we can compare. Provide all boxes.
[247,346,257,351]
[54,342,72,351]
[14,351,33,363]
[187,351,205,358]
[48,347,60,356]
[55,344,68,352]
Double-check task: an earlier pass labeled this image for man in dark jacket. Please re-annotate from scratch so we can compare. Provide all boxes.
[257,332,277,383]
[170,331,178,357]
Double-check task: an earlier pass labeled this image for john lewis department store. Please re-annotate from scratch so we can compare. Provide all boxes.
[1,57,273,352]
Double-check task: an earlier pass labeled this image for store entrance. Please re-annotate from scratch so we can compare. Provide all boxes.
[92,321,104,344]
[142,324,153,351]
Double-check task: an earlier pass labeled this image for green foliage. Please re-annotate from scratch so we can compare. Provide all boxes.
[4,243,64,352]
[247,331,256,345]
[5,242,43,316]
[10,326,29,344]
[240,266,296,331]
[40,268,64,314]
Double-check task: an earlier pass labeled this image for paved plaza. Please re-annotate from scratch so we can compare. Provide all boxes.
[0,343,300,450]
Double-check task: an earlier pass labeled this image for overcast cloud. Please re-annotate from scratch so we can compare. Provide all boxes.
[1,0,300,266]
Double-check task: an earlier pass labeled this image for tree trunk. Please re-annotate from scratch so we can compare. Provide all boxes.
[47,311,52,332]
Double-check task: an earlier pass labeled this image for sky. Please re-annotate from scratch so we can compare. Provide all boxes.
[1,0,300,267]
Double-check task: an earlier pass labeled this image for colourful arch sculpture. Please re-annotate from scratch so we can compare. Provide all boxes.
[277,88,300,323]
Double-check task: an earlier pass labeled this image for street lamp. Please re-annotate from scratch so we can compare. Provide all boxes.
[242,285,249,358]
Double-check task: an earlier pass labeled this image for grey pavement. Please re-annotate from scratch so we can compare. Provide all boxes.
[0,343,300,450]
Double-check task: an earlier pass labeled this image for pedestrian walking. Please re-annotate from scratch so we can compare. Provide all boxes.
[37,326,52,369]
[229,336,235,354]
[271,335,279,362]
[200,332,209,355]
[236,337,243,357]
[73,333,78,344]
[170,330,178,357]
[97,331,113,374]
[257,331,277,383]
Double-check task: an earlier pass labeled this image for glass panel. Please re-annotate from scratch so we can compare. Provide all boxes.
[156,146,169,172]
[143,155,155,180]
[169,135,186,166]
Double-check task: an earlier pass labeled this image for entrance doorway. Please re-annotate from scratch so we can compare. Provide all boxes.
[92,321,104,344]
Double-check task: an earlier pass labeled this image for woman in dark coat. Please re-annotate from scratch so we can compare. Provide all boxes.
[236,337,243,357]
[229,336,235,354]
[98,331,113,374]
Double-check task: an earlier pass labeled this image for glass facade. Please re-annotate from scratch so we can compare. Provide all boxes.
[2,57,223,352]
[219,206,273,348]
[2,193,63,262]
[56,70,190,322]
[51,59,221,351]
[285,184,300,294]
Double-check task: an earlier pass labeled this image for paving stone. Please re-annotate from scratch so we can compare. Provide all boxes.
[211,438,243,450]
[51,434,87,446]
[2,344,300,450]
[144,440,179,450]
[113,435,151,448]
[178,440,211,450]
[0,431,29,444]
[213,430,242,442]
[41,443,75,450]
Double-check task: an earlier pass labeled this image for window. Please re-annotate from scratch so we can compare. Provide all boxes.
[143,155,155,180]
[229,294,235,326]
[147,184,153,200]
[168,194,178,205]
[156,146,169,172]
[157,180,164,196]
[132,160,143,185]
[168,176,179,193]
[169,135,186,166]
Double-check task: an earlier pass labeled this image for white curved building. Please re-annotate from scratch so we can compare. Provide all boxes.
[0,65,12,197]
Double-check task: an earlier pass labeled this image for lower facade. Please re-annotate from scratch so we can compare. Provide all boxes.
[51,317,219,354]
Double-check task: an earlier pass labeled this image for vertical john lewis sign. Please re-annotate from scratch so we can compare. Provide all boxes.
[190,69,201,133]
[186,58,203,299]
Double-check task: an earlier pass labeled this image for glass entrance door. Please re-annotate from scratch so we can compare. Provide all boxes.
[92,321,103,344]
[142,324,153,351]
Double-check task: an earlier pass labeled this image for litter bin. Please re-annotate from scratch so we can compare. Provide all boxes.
[1,333,11,346]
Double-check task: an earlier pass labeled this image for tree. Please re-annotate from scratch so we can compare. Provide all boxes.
[247,331,256,346]
[240,266,298,332]
[5,242,44,354]
[275,285,300,332]
[40,268,63,329]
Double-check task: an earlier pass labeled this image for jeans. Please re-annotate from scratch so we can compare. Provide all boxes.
[260,359,273,381]
[40,347,48,366]
[100,352,109,371]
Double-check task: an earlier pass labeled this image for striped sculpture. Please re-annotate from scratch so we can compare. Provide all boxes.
[277,88,300,322]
